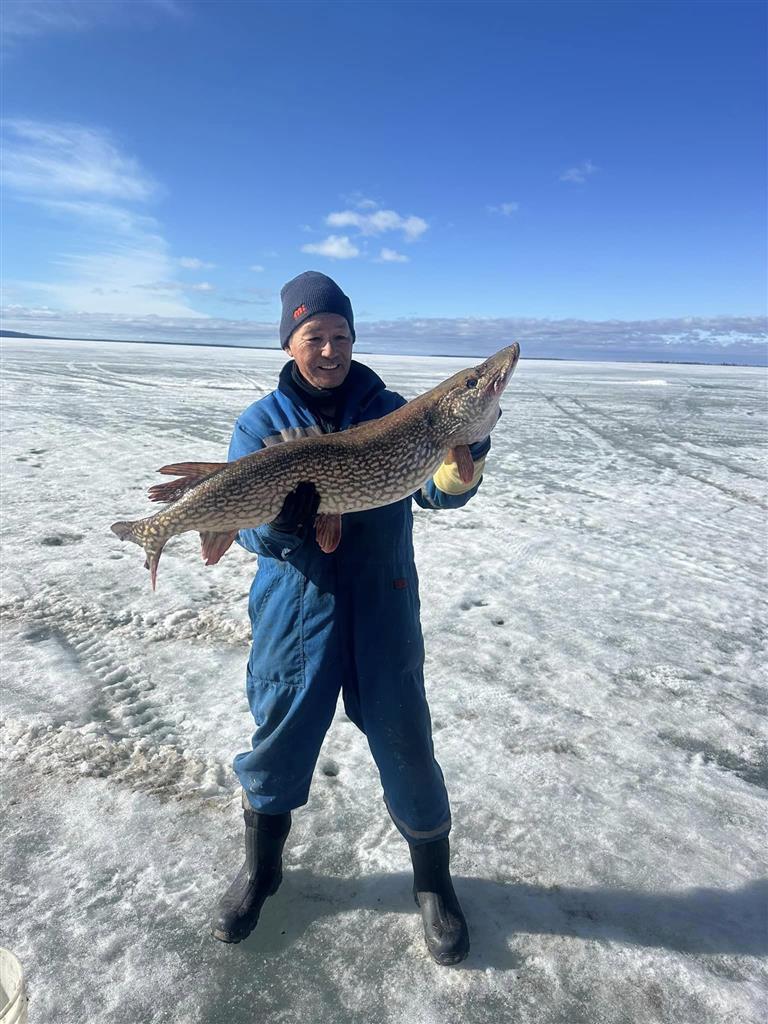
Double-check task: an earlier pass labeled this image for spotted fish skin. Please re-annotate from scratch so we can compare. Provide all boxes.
[111,343,520,586]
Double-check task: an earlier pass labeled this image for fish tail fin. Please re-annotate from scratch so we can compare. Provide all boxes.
[145,548,164,592]
[111,519,144,545]
[110,519,167,591]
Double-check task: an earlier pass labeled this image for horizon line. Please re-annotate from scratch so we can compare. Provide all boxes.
[1,331,764,368]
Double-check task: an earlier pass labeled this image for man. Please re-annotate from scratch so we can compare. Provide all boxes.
[212,271,494,965]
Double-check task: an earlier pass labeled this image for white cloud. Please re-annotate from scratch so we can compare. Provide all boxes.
[249,264,265,272]
[21,246,202,318]
[2,307,764,365]
[221,286,274,306]
[357,315,768,363]
[560,160,598,184]
[301,235,360,260]
[487,202,520,216]
[136,280,215,294]
[0,306,264,343]
[341,192,380,210]
[1,0,181,45]
[301,202,426,263]
[1,120,157,200]
[377,248,409,263]
[220,296,272,307]
[325,208,428,241]
[33,199,158,234]
[178,256,215,270]
[1,119,200,318]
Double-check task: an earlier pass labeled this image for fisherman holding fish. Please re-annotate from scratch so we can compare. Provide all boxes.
[112,271,518,964]
[210,272,506,965]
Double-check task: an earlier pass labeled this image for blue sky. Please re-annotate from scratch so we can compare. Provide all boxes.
[1,0,766,362]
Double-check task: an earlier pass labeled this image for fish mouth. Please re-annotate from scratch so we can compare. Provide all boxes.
[482,344,519,398]
[482,373,505,398]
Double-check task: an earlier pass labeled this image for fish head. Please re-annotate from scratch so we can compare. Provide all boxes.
[433,343,520,445]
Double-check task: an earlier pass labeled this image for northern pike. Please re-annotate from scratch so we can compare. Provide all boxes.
[111,343,520,588]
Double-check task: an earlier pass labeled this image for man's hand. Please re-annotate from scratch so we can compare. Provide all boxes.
[467,436,491,460]
[269,481,320,535]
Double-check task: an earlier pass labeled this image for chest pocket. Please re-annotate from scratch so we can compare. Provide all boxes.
[247,565,305,686]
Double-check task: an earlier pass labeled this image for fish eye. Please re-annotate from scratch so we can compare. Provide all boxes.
[465,377,478,389]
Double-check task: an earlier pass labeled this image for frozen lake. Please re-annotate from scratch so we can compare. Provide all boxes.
[1,338,766,1023]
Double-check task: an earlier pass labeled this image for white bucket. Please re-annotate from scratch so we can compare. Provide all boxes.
[0,949,28,1024]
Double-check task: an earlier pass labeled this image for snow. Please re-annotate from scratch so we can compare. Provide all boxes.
[1,338,766,1024]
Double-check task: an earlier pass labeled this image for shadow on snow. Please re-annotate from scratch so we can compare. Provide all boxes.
[231,871,767,968]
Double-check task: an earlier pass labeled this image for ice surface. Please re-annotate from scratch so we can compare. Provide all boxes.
[1,339,766,1023]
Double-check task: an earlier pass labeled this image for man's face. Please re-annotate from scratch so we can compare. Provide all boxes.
[286,313,353,389]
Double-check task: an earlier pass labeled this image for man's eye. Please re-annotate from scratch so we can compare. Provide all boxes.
[465,377,478,389]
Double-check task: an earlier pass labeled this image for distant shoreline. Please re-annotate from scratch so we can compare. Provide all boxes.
[0,330,763,368]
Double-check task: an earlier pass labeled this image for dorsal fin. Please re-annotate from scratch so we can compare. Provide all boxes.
[157,461,227,477]
[148,461,228,504]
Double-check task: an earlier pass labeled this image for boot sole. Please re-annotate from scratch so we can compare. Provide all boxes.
[430,947,470,966]
[211,927,243,944]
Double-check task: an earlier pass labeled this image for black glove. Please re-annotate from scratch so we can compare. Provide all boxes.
[269,481,320,535]
[468,436,491,460]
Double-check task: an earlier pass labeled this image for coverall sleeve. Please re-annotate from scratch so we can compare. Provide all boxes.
[228,418,305,561]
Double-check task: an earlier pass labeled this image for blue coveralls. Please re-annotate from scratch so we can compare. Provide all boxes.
[228,360,486,845]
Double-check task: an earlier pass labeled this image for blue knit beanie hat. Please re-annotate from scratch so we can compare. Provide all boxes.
[279,271,355,349]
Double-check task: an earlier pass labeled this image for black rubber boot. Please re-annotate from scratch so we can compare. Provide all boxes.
[410,838,470,966]
[211,797,291,944]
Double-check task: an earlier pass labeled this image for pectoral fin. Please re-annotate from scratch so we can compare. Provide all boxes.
[447,445,475,484]
[315,513,342,554]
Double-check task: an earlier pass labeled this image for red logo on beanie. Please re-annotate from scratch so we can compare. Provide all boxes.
[293,304,307,320]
